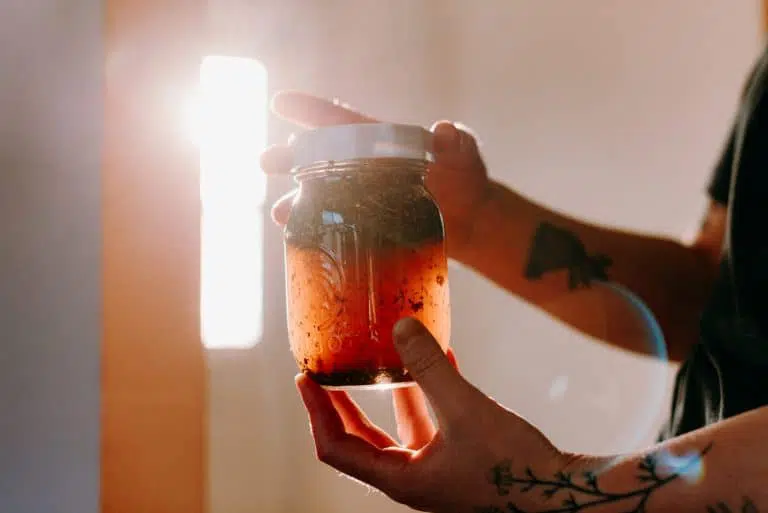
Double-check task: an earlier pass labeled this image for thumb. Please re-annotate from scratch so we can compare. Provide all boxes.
[392,318,477,425]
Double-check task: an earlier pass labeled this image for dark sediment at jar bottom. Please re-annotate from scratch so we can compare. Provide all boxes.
[307,368,414,387]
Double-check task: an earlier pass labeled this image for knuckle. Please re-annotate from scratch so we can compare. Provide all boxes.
[315,445,331,464]
[314,438,339,466]
[407,346,445,378]
[445,389,496,433]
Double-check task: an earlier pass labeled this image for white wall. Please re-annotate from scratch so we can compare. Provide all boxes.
[206,1,763,512]
[0,0,102,512]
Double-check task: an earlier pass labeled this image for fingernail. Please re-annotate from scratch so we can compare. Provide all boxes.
[393,317,426,347]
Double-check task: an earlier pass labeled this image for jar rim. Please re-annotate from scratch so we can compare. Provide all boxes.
[289,123,434,173]
[292,158,429,181]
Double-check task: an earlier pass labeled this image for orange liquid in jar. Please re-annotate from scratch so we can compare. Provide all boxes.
[286,235,450,388]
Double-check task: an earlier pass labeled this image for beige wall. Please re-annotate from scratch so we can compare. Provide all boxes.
[205,1,763,512]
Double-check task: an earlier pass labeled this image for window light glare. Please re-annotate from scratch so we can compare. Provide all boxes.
[198,56,267,349]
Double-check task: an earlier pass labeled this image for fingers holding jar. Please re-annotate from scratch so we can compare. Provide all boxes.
[259,90,380,177]
[269,189,295,226]
[258,94,490,262]
[260,122,483,233]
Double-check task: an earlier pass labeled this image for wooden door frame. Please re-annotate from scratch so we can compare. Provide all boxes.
[764,0,768,34]
[102,0,207,511]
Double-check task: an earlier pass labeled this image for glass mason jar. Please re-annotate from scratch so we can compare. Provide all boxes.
[283,123,451,389]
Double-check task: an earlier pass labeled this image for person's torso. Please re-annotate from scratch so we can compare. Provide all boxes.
[661,50,768,440]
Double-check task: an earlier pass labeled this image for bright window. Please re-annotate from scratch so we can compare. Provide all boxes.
[196,56,268,349]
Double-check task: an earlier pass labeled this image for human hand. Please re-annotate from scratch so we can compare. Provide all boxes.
[260,91,491,256]
[295,318,577,513]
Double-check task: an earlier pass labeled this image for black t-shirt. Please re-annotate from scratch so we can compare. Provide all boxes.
[660,49,768,440]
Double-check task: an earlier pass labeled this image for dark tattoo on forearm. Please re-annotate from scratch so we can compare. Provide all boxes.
[524,222,612,290]
[477,443,719,513]
[707,498,759,513]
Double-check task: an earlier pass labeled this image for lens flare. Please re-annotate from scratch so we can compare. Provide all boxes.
[591,280,670,450]
[538,278,671,454]
[655,447,707,484]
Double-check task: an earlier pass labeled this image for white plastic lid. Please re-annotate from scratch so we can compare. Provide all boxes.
[289,123,434,171]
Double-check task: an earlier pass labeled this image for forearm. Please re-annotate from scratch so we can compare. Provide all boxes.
[479,408,768,513]
[583,406,768,512]
[453,180,718,361]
